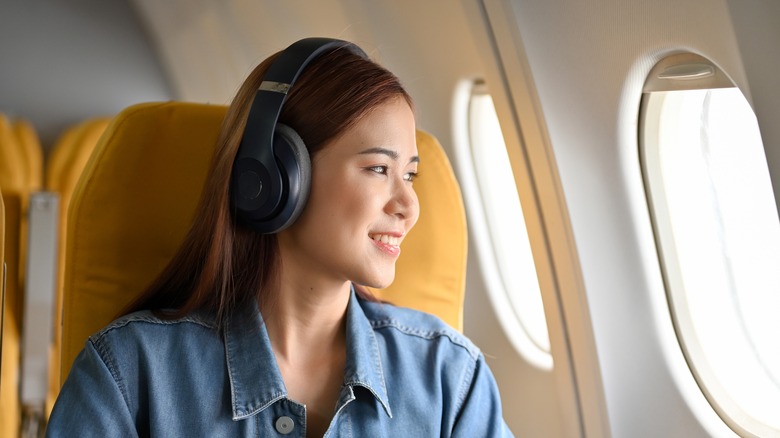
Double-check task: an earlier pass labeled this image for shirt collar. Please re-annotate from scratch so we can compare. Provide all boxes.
[224,301,286,420]
[343,285,393,417]
[224,286,392,420]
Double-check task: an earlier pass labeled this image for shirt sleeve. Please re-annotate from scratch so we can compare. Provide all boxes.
[45,340,138,437]
[451,354,515,437]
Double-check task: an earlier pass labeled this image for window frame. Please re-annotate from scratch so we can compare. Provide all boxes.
[453,78,553,370]
[640,53,780,438]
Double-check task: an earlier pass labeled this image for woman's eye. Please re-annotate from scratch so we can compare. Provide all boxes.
[367,165,388,175]
[404,172,418,182]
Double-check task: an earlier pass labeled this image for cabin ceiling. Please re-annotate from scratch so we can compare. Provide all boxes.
[131,0,479,102]
[129,0,487,160]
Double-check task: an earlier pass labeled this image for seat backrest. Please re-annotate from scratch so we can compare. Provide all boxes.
[0,114,27,438]
[44,118,110,415]
[1,189,6,387]
[60,102,467,382]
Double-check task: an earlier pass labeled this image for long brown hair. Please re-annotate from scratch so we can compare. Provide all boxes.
[123,44,412,328]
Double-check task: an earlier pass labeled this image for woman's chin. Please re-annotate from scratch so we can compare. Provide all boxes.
[358,271,396,290]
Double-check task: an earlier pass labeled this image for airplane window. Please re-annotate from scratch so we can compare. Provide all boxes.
[642,55,780,437]
[456,80,552,370]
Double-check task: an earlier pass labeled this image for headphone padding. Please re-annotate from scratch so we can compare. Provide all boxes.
[272,123,311,232]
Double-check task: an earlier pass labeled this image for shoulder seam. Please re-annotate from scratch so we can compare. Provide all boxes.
[92,313,215,341]
[369,319,480,359]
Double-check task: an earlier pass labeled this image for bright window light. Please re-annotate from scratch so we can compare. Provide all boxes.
[457,81,551,369]
[643,86,780,436]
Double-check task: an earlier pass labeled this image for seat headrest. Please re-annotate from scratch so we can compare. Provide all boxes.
[0,114,26,193]
[13,119,43,192]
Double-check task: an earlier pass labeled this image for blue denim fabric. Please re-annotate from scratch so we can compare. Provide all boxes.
[47,288,514,437]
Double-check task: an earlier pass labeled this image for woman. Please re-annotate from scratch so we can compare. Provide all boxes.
[47,38,512,437]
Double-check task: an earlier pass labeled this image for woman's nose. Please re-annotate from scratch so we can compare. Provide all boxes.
[386,180,419,222]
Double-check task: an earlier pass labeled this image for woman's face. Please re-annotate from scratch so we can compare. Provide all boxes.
[278,96,419,289]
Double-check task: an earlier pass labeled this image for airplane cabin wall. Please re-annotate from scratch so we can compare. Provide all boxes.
[486,0,776,436]
[0,0,172,151]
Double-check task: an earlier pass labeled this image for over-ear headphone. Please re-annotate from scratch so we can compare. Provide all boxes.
[231,37,368,233]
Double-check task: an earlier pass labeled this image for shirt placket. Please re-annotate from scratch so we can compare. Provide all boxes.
[257,398,307,437]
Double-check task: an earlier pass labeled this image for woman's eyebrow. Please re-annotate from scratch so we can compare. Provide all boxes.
[359,147,420,164]
[359,147,399,160]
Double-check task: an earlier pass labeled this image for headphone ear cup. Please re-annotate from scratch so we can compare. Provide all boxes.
[268,123,311,232]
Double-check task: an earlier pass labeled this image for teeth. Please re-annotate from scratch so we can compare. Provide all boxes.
[370,234,400,246]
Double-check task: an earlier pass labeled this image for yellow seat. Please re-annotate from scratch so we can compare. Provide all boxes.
[1,189,5,387]
[14,119,43,193]
[46,118,111,196]
[44,118,110,415]
[60,101,467,385]
[0,114,28,438]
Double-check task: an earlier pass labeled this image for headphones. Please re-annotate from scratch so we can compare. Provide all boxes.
[230,37,368,233]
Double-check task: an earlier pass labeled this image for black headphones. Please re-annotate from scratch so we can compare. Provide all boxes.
[230,37,368,233]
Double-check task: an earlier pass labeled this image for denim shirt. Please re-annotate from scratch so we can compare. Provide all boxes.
[47,288,514,437]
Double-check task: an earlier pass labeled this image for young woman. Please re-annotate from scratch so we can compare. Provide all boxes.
[47,38,513,437]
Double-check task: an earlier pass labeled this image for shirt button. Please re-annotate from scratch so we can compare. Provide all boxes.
[275,416,295,434]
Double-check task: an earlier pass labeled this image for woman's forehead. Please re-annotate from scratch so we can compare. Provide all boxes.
[315,99,417,160]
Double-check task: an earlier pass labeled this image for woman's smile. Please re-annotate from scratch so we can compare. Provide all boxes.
[369,232,404,257]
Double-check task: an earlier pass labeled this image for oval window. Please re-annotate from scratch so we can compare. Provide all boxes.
[642,54,780,437]
[455,80,551,369]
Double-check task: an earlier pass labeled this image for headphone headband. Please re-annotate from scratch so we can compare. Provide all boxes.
[231,38,368,233]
